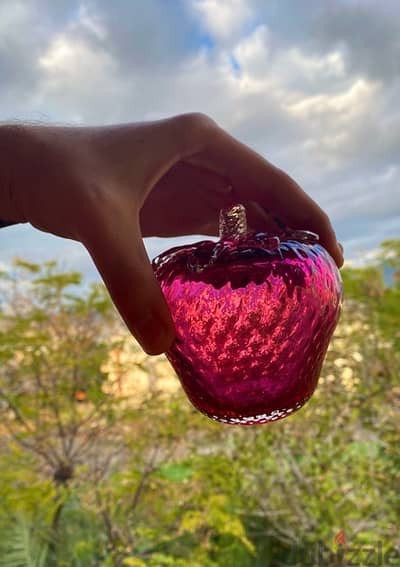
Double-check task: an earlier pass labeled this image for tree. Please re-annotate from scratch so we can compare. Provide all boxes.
[0,260,140,564]
[0,259,125,484]
[0,248,399,566]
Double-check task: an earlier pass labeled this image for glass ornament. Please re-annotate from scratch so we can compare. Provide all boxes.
[153,204,342,424]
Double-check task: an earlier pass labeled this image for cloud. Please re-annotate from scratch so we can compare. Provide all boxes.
[38,31,121,123]
[312,1,400,83]
[0,0,399,278]
[189,0,253,41]
[326,166,400,223]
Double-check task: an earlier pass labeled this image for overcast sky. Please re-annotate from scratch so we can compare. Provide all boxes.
[1,0,399,279]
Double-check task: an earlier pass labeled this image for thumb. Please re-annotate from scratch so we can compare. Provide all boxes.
[84,215,175,355]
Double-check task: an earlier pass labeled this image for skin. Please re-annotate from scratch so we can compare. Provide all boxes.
[0,113,343,355]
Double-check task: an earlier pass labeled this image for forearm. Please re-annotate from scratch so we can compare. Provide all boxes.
[0,124,31,224]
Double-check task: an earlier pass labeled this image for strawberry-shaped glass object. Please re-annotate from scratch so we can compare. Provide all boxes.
[152,204,342,424]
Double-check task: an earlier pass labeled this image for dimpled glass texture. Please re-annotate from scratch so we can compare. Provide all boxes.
[152,205,342,425]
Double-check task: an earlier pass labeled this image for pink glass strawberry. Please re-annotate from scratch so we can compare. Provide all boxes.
[152,204,342,424]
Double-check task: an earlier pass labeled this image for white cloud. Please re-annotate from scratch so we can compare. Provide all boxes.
[284,48,345,81]
[77,3,108,40]
[0,1,29,34]
[38,34,120,120]
[327,165,400,222]
[38,34,116,97]
[0,0,399,277]
[190,0,253,40]
[285,78,378,120]
[39,35,113,77]
[232,24,269,80]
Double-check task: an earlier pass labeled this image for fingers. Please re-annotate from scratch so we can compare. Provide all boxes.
[83,212,175,355]
[244,200,284,233]
[178,115,343,267]
[139,161,230,237]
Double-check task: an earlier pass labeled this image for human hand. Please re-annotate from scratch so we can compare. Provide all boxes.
[1,114,343,354]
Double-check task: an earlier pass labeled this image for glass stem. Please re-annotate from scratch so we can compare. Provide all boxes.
[219,204,248,240]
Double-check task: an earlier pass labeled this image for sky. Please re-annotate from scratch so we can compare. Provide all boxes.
[0,0,399,280]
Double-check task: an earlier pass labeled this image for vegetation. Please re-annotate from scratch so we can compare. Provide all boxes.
[0,241,399,566]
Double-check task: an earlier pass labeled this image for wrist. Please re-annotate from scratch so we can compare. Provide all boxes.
[0,124,31,224]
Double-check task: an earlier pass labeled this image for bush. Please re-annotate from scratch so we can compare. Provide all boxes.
[0,241,399,566]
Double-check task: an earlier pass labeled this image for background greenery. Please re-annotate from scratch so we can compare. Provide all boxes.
[0,241,399,567]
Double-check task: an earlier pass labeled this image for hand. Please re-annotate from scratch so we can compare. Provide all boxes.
[2,114,343,354]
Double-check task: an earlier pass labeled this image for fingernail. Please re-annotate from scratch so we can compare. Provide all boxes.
[133,310,175,356]
[336,242,344,267]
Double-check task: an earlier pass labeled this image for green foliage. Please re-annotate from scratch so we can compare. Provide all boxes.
[342,239,400,350]
[341,265,384,299]
[0,516,49,567]
[158,462,194,482]
[379,239,400,268]
[0,242,399,566]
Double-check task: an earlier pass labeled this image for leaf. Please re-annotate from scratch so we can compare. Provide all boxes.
[0,515,50,567]
[13,259,41,273]
[158,463,193,482]
[122,558,147,566]
[342,441,381,462]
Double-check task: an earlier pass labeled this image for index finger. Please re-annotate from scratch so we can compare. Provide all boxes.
[178,114,343,267]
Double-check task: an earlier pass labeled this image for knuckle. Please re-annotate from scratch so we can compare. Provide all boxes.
[177,111,217,129]
[171,112,218,150]
[319,209,332,228]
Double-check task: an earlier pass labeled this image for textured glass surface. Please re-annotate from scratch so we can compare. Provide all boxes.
[153,206,342,425]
